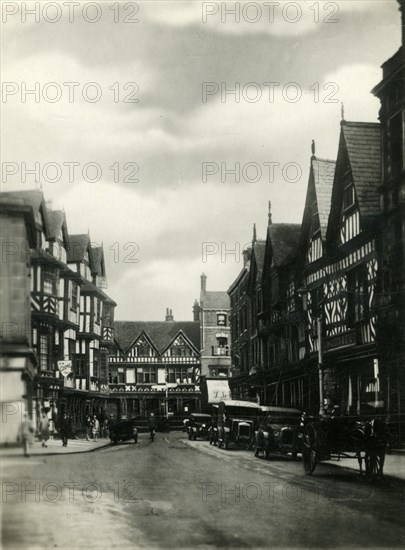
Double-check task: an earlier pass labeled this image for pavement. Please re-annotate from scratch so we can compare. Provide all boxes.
[324,452,405,480]
[0,436,111,458]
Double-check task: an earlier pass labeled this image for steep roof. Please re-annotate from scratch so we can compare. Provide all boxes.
[341,121,381,220]
[268,224,301,267]
[114,321,201,354]
[47,210,66,240]
[201,291,230,310]
[252,240,266,275]
[311,157,335,239]
[68,234,90,262]
[90,245,105,276]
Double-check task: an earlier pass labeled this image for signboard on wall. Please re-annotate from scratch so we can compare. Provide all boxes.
[57,360,72,377]
[206,379,231,403]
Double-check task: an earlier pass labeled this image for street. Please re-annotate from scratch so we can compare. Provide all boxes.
[1,431,405,549]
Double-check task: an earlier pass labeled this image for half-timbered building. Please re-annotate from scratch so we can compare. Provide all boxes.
[108,319,201,419]
[310,121,382,415]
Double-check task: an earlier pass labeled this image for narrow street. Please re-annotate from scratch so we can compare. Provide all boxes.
[2,432,404,549]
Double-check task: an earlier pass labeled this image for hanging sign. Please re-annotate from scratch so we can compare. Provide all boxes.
[57,360,72,377]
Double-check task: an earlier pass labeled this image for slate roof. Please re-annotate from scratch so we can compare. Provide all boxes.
[90,246,104,276]
[114,321,201,354]
[252,240,266,275]
[2,190,45,214]
[47,210,65,240]
[68,234,90,262]
[341,121,381,220]
[311,157,335,239]
[201,291,230,310]
[268,224,301,267]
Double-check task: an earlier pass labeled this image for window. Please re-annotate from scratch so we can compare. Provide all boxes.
[96,300,101,324]
[217,313,227,326]
[137,367,156,384]
[137,344,150,357]
[348,267,368,323]
[39,334,49,370]
[75,354,86,377]
[167,367,193,384]
[71,283,78,310]
[343,184,355,210]
[170,346,191,357]
[43,268,56,295]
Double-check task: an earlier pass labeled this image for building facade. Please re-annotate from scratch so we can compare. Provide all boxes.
[108,316,201,419]
[0,196,37,443]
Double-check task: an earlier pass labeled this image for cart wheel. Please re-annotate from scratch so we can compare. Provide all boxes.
[365,448,385,480]
[302,423,317,475]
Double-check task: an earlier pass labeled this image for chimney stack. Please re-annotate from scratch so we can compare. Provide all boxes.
[193,299,200,322]
[201,273,207,293]
[165,308,174,322]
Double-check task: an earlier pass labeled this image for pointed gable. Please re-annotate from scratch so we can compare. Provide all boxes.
[327,121,381,246]
[68,234,91,263]
[162,330,199,358]
[126,331,159,359]
[248,240,266,291]
[297,156,335,265]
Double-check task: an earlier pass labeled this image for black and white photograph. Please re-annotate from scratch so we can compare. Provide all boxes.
[1,0,404,548]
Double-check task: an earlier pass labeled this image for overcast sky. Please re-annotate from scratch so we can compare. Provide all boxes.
[2,0,401,321]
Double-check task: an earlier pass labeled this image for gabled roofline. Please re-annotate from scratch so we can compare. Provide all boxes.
[126,330,160,356]
[161,329,200,356]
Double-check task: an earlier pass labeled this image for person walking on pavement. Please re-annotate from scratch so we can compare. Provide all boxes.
[18,413,35,457]
[59,412,71,447]
[148,413,156,441]
[39,411,50,448]
[92,415,100,442]
[85,414,92,441]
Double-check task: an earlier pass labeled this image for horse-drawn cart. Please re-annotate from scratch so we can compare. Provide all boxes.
[300,413,387,480]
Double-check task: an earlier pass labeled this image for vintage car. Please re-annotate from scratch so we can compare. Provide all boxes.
[109,418,138,445]
[187,413,212,440]
[217,400,262,450]
[254,406,302,459]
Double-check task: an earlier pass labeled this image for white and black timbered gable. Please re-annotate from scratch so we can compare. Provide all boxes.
[162,331,199,359]
[126,332,159,359]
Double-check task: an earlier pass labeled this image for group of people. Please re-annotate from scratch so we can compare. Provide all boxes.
[85,414,112,441]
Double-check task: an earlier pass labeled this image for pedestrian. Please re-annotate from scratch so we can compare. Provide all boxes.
[49,419,55,440]
[18,413,35,457]
[59,412,71,447]
[92,415,100,442]
[148,413,156,441]
[103,417,110,439]
[39,411,50,448]
[85,414,92,441]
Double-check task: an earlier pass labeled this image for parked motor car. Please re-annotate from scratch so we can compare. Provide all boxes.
[254,406,302,459]
[217,400,262,450]
[109,418,138,445]
[187,413,212,440]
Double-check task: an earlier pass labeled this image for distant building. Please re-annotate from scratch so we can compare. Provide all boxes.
[108,314,201,418]
[0,196,37,443]
[197,273,231,379]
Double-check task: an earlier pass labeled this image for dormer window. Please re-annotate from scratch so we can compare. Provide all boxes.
[343,184,355,210]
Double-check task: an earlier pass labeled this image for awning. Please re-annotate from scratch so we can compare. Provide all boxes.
[206,379,231,403]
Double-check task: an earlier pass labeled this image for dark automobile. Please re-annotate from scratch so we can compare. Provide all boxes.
[217,400,262,450]
[187,413,212,440]
[254,406,302,459]
[109,418,138,445]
